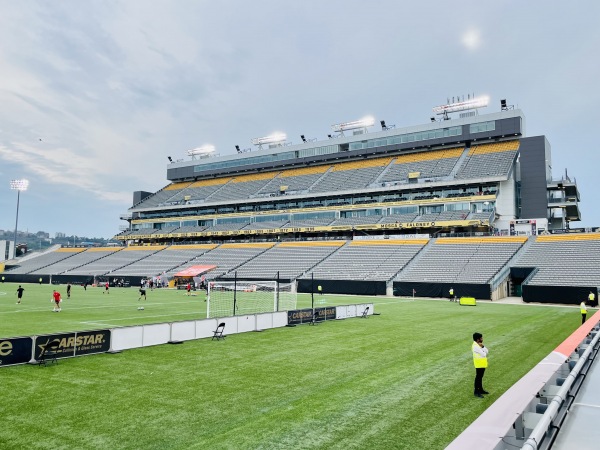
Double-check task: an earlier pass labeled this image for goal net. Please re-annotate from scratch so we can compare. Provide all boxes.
[207,281,297,318]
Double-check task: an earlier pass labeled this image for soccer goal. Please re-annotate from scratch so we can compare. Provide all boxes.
[207,280,297,318]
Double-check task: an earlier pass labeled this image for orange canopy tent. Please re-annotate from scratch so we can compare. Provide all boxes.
[174,265,217,277]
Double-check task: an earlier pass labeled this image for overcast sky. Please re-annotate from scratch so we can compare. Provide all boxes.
[1,1,599,239]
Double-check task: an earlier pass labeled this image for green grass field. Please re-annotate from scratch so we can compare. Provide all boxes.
[0,282,588,449]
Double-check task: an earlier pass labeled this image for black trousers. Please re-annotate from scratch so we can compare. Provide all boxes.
[582,314,587,325]
[474,368,486,394]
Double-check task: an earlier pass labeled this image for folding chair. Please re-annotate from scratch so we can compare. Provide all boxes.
[361,306,370,318]
[212,322,226,340]
[38,341,59,366]
[310,309,320,325]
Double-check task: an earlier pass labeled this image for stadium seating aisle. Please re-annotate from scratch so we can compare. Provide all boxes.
[513,235,600,286]
[66,246,166,276]
[6,248,86,274]
[167,243,274,279]
[455,141,520,180]
[305,239,428,281]
[396,237,527,284]
[226,241,345,280]
[30,248,122,275]
[109,245,217,276]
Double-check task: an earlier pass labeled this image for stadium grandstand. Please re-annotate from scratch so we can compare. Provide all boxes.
[2,97,597,305]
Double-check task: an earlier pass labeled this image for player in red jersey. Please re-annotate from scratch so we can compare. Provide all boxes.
[52,290,62,312]
[104,282,109,294]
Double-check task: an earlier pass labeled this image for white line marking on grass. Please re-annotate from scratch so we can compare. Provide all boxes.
[0,300,199,315]
[0,292,7,296]
[80,321,119,328]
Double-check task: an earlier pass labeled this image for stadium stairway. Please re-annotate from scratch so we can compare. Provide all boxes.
[9,244,62,264]
[390,238,436,282]
[370,157,398,186]
[159,246,215,276]
[100,246,167,276]
[18,248,86,275]
[489,236,536,292]
[202,178,235,202]
[299,240,351,280]
[55,248,123,275]
[306,166,335,192]
[219,244,276,278]
[448,147,471,178]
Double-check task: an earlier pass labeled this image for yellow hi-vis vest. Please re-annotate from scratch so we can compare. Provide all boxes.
[589,293,595,302]
[472,342,488,368]
[581,303,588,314]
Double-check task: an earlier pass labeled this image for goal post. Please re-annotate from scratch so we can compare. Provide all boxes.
[207,278,297,319]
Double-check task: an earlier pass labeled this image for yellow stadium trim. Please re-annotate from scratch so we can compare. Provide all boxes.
[468,140,520,156]
[332,157,394,172]
[56,248,86,253]
[279,165,331,178]
[165,244,218,250]
[350,239,429,246]
[436,236,528,244]
[219,243,275,249]
[189,178,231,188]
[278,241,345,248]
[86,247,122,252]
[536,233,600,242]
[232,172,279,183]
[164,181,194,191]
[123,245,166,251]
[394,147,464,164]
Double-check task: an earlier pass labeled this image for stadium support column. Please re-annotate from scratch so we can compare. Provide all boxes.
[311,273,314,310]
[10,179,29,260]
[233,272,237,317]
[276,271,280,312]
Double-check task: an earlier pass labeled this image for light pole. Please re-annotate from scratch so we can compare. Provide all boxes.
[10,179,29,259]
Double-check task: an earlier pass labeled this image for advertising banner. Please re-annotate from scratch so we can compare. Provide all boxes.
[287,307,336,325]
[0,337,33,366]
[34,330,111,360]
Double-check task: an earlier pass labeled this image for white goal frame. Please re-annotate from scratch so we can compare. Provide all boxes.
[207,280,296,318]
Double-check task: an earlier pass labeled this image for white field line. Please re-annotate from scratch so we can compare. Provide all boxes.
[0,300,199,315]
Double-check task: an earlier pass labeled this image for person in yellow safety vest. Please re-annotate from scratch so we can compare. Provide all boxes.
[449,287,455,302]
[589,291,596,307]
[580,301,588,325]
[472,332,489,398]
[317,285,323,296]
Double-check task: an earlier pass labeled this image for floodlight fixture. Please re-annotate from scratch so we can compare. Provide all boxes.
[10,179,29,260]
[500,99,507,109]
[187,145,215,157]
[432,95,489,115]
[10,179,29,191]
[331,117,375,134]
[251,133,287,146]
